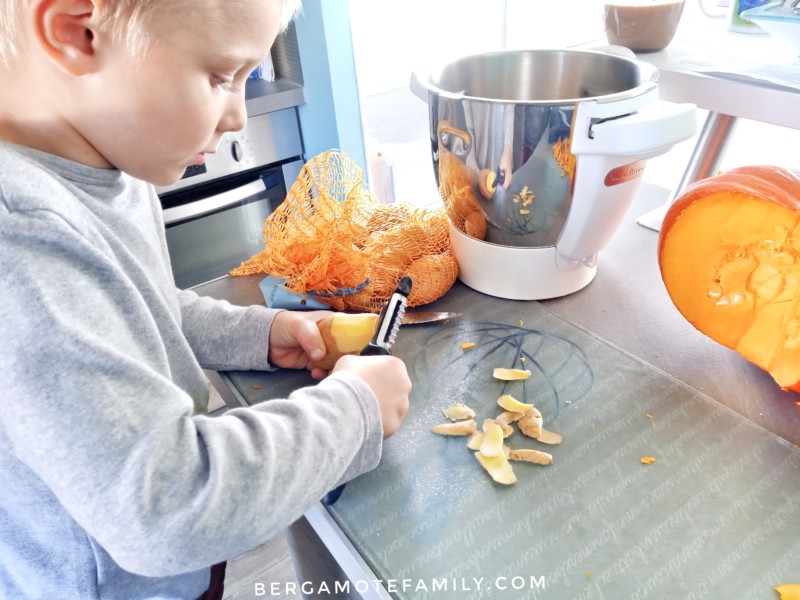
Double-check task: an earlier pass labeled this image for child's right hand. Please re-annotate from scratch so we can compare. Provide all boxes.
[332,355,411,439]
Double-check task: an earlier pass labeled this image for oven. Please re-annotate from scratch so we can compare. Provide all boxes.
[157,108,304,290]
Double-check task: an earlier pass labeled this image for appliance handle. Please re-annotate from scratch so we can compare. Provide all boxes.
[162,178,268,225]
[555,154,645,268]
[577,101,697,157]
[556,100,697,266]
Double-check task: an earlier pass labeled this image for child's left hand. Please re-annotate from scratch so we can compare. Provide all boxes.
[268,310,331,379]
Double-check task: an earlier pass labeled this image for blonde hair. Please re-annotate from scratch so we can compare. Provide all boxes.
[0,0,302,67]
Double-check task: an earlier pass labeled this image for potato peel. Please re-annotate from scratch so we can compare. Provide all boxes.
[493,368,532,381]
[486,416,513,438]
[518,409,544,439]
[536,428,564,445]
[496,410,524,427]
[474,451,517,485]
[432,419,477,436]
[509,449,553,465]
[497,394,534,413]
[443,402,476,421]
[466,432,483,450]
[479,421,505,457]
[433,364,563,485]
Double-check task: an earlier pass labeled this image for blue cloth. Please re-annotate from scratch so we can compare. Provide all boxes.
[259,275,331,310]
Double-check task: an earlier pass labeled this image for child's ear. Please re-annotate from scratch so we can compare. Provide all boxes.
[33,0,106,76]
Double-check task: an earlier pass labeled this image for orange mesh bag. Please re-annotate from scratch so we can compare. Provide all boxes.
[230,150,458,312]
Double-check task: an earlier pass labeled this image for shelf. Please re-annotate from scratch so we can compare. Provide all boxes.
[245,78,305,118]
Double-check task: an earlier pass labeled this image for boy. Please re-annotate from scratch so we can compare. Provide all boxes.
[0,1,411,598]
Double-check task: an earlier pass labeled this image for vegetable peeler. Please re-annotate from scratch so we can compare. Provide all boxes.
[322,276,413,505]
[360,275,412,356]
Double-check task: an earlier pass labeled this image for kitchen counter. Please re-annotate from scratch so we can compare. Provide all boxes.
[633,16,800,131]
[196,182,800,445]
[195,182,800,598]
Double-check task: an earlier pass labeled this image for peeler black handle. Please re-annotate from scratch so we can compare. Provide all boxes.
[359,343,391,357]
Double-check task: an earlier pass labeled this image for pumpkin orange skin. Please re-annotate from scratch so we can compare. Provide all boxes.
[658,166,800,393]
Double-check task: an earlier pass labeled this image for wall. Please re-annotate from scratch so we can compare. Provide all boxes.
[294,0,367,170]
[348,0,506,97]
[349,0,607,98]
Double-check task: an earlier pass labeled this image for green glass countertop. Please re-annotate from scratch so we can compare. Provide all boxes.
[227,284,800,599]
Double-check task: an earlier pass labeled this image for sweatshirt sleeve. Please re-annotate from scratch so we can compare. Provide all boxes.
[176,287,279,371]
[0,206,384,577]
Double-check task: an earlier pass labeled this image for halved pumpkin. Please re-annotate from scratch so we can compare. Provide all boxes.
[658,165,800,392]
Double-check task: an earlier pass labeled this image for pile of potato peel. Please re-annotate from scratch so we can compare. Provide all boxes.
[431,394,562,485]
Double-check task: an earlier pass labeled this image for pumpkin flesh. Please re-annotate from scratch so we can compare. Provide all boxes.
[658,166,800,392]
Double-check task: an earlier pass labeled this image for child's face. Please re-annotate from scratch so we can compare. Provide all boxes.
[80,0,282,185]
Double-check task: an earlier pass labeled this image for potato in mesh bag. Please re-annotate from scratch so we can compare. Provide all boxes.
[230,150,458,312]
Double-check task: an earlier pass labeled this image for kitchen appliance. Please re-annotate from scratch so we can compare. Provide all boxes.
[412,49,697,300]
[157,108,303,289]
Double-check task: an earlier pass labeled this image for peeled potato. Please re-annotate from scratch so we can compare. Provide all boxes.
[314,313,378,370]
[486,170,497,195]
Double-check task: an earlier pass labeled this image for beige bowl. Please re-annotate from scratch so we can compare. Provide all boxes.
[604,0,686,52]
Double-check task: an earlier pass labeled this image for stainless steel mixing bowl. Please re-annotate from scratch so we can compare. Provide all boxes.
[417,49,660,248]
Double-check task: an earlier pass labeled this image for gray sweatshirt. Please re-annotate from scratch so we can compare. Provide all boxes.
[0,143,383,599]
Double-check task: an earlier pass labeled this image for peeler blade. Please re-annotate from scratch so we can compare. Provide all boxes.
[361,276,412,355]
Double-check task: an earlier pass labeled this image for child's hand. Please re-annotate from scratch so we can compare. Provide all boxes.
[268,310,331,378]
[332,355,411,439]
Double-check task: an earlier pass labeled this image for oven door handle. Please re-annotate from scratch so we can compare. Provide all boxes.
[162,179,268,225]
